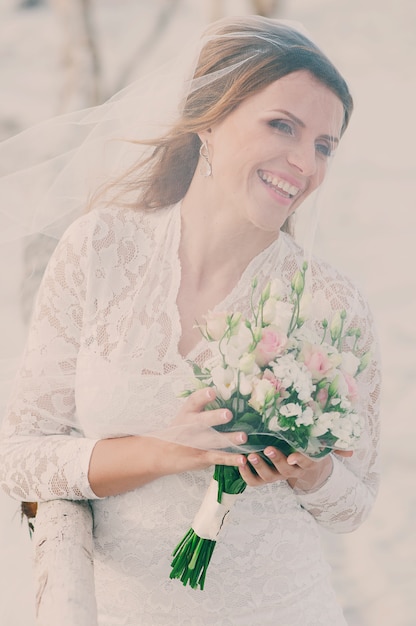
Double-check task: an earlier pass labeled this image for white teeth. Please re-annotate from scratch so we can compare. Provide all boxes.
[260,171,300,197]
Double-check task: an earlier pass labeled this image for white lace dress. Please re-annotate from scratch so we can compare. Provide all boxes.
[0,203,381,625]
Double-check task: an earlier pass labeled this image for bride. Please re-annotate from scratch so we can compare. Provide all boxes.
[0,15,380,626]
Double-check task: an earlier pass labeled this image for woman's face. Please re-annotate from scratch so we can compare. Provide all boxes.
[202,70,345,234]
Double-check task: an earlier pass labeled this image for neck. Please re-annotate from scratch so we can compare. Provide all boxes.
[179,178,278,288]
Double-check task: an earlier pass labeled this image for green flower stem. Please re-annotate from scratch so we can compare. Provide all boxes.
[170,465,246,590]
[170,529,216,590]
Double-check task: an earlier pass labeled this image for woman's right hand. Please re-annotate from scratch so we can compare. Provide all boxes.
[171,387,248,450]
[88,388,247,497]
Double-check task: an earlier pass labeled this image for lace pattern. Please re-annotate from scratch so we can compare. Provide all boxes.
[0,204,381,624]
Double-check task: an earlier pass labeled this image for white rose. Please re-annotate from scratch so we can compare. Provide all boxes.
[211,365,236,401]
[239,372,255,396]
[249,378,275,412]
[263,300,293,333]
[262,299,278,325]
[224,324,253,368]
[238,352,259,376]
[341,351,360,376]
[203,311,229,341]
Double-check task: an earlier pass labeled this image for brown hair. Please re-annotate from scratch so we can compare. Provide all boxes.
[100,17,353,230]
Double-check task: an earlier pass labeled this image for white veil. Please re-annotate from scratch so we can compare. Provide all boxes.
[0,15,354,447]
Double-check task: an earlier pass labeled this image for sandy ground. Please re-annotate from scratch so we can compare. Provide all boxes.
[0,0,415,624]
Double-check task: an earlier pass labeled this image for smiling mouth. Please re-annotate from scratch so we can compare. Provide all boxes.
[258,170,301,199]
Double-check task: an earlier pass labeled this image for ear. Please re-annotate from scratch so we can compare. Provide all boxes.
[197,128,212,145]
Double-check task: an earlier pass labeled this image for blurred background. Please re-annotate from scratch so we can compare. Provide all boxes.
[0,1,415,624]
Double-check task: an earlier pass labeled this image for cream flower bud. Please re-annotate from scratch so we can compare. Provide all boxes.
[328,375,339,397]
[357,351,371,373]
[238,352,258,375]
[261,282,271,302]
[329,311,342,342]
[330,309,347,343]
[291,269,305,296]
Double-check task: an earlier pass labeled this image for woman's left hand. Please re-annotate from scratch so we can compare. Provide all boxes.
[239,447,353,493]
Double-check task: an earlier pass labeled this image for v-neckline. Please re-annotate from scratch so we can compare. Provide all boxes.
[168,203,284,362]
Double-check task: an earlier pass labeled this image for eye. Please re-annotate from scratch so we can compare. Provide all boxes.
[268,119,295,135]
[315,142,333,158]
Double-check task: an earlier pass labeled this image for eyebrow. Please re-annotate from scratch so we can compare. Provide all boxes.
[272,109,340,144]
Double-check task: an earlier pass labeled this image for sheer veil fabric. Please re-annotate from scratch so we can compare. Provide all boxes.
[0,15,340,438]
[0,15,380,626]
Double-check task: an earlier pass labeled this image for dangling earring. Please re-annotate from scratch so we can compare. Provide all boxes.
[199,141,212,177]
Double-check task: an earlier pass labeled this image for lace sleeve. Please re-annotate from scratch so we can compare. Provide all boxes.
[0,213,100,502]
[295,259,381,532]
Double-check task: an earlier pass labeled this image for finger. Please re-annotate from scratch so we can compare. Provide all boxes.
[202,407,233,428]
[334,449,354,457]
[171,423,247,451]
[245,453,281,483]
[206,450,247,469]
[263,448,307,479]
[183,387,217,413]
[238,458,266,487]
[222,430,248,447]
[285,452,315,469]
[181,390,236,429]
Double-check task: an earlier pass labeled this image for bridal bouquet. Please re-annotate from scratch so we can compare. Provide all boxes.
[170,263,369,590]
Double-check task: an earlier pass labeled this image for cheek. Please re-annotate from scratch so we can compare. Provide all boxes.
[304,161,329,198]
[290,163,328,213]
[311,156,329,188]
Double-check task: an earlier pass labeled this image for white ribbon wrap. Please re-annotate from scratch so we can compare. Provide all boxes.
[191,478,240,541]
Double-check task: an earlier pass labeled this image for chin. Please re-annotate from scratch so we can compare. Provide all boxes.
[248,210,288,234]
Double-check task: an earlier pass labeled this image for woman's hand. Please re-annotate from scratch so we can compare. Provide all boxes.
[172,387,248,450]
[239,447,353,493]
[89,388,247,497]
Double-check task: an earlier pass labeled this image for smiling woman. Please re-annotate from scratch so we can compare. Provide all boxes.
[0,15,379,626]
[190,71,344,236]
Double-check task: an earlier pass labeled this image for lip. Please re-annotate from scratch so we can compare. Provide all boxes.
[257,169,305,205]
[258,169,305,192]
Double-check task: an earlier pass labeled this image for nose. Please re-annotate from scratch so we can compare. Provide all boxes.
[287,144,317,177]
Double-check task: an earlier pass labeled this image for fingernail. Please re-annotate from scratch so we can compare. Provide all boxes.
[238,433,247,443]
[264,449,276,458]
[223,410,232,421]
[206,389,214,399]
[248,455,258,465]
[287,456,297,465]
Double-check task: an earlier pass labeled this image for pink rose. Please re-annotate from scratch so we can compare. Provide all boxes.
[300,343,335,381]
[254,326,287,367]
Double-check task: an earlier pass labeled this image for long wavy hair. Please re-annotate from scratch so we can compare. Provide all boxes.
[96,17,353,234]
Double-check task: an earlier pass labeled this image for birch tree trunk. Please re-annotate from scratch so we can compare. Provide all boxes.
[33,500,97,626]
[50,0,101,112]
